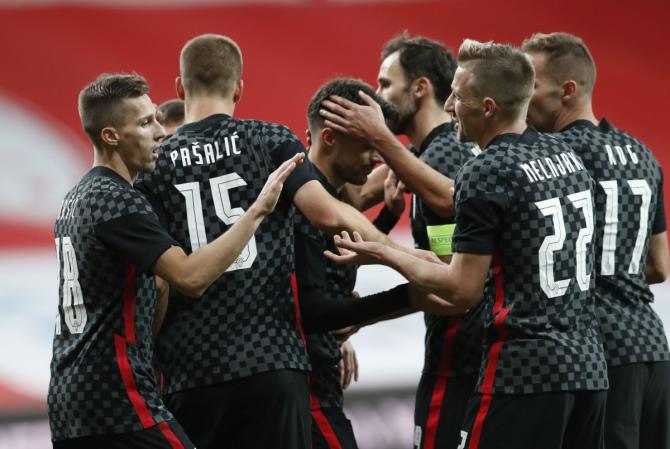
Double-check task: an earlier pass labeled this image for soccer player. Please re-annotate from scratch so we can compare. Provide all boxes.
[522,32,670,449]
[374,34,484,449]
[321,33,485,449]
[324,40,609,449]
[49,73,301,448]
[136,34,406,449]
[297,77,408,449]
[156,99,184,138]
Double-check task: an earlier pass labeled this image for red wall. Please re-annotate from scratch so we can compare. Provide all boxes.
[0,0,667,246]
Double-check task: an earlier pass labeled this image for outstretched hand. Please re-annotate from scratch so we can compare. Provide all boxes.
[324,231,390,266]
[319,91,391,142]
[255,153,304,216]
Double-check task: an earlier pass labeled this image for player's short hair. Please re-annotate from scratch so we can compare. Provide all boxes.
[381,32,456,104]
[521,32,596,94]
[157,99,185,126]
[457,39,535,121]
[78,73,149,148]
[180,34,243,97]
[307,78,398,133]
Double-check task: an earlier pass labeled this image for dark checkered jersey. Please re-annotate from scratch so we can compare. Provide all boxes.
[558,119,669,367]
[294,159,357,408]
[410,123,485,379]
[136,114,316,394]
[452,127,608,394]
[49,167,176,441]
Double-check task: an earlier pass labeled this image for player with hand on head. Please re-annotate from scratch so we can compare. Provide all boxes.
[327,40,609,449]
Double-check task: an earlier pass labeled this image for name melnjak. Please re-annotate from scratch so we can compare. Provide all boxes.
[170,132,241,167]
[519,150,585,183]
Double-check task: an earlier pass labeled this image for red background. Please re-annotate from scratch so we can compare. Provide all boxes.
[0,0,667,247]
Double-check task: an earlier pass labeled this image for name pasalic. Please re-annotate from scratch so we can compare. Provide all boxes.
[170,132,241,167]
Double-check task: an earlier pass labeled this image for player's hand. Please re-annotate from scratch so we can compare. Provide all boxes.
[253,153,304,216]
[339,340,359,390]
[320,91,392,143]
[324,231,390,266]
[408,284,466,316]
[384,170,405,217]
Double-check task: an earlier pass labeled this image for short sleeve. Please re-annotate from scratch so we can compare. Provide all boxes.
[451,159,509,255]
[95,212,177,273]
[262,124,320,200]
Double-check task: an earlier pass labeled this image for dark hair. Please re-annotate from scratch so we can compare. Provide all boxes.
[307,78,397,131]
[78,73,149,148]
[157,99,185,126]
[180,34,242,97]
[381,32,456,104]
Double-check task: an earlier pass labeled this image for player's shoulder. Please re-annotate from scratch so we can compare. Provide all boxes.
[84,169,154,223]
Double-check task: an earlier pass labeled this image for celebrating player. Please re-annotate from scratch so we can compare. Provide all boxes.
[325,40,609,449]
[49,73,300,448]
[523,32,670,449]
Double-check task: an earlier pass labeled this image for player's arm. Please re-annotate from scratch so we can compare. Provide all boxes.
[153,276,169,337]
[646,232,669,284]
[321,91,455,217]
[151,154,303,297]
[645,177,668,284]
[340,164,389,211]
[293,180,399,248]
[328,232,489,308]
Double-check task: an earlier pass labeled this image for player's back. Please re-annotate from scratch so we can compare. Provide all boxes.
[50,167,172,440]
[454,127,608,395]
[137,114,310,394]
[558,119,669,366]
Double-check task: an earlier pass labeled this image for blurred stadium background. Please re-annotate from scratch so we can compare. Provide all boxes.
[0,0,668,447]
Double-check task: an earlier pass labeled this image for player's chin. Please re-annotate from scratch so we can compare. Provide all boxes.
[142,160,157,173]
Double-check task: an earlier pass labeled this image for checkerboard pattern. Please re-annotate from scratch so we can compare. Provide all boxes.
[559,119,670,367]
[455,128,609,394]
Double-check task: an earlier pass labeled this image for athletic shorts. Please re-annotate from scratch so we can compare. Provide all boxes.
[165,369,311,449]
[311,401,358,449]
[52,419,194,449]
[458,390,606,449]
[605,361,670,449]
[413,372,478,449]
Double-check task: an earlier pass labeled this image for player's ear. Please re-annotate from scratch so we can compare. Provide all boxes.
[175,76,185,100]
[561,80,577,102]
[100,127,120,147]
[412,77,430,100]
[233,80,243,104]
[483,97,497,118]
[305,129,312,151]
[320,127,335,149]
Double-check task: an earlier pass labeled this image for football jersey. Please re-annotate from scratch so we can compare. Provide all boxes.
[294,159,357,409]
[558,119,669,367]
[49,167,176,441]
[409,123,484,379]
[452,127,608,395]
[136,114,316,394]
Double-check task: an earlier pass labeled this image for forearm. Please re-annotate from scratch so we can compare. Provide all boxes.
[154,205,265,297]
[372,132,454,217]
[301,284,410,333]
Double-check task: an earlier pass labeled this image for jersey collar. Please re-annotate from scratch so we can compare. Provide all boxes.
[418,122,454,154]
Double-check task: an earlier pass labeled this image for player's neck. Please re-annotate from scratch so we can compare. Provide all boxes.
[480,118,528,149]
[553,101,598,132]
[184,96,236,124]
[93,151,135,185]
[408,105,451,149]
[307,147,344,191]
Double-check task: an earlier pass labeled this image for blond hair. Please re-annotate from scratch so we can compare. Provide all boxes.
[180,34,243,97]
[457,39,535,120]
[521,32,596,94]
